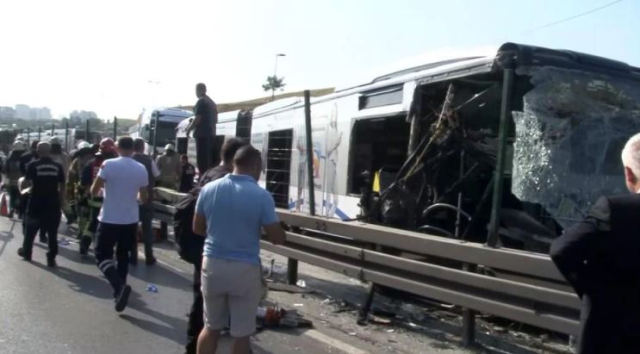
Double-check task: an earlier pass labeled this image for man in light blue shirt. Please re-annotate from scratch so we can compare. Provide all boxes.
[193,145,285,354]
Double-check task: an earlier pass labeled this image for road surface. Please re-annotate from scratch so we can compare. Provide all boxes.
[0,215,403,354]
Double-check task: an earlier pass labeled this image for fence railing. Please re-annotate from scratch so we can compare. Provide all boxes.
[152,188,580,344]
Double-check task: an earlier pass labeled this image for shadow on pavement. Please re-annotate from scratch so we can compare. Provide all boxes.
[32,262,113,300]
[0,225,16,258]
[122,290,188,345]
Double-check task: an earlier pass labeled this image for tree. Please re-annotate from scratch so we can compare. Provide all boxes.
[262,76,286,100]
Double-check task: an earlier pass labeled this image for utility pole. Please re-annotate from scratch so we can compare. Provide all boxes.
[272,53,286,100]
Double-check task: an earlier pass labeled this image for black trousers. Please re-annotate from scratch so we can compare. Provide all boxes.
[185,255,204,354]
[95,222,137,297]
[22,210,61,260]
[195,137,212,174]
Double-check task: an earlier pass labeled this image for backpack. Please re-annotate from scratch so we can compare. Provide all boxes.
[172,193,204,264]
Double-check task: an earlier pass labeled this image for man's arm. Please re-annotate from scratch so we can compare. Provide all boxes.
[151,159,160,178]
[90,176,105,197]
[261,193,286,245]
[263,222,286,245]
[138,187,148,204]
[549,197,609,298]
[193,212,207,236]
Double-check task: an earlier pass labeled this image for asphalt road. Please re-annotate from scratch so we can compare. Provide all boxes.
[0,216,383,354]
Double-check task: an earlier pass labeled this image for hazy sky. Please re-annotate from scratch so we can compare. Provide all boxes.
[0,0,637,119]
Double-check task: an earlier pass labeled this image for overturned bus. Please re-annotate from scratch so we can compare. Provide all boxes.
[213,43,640,253]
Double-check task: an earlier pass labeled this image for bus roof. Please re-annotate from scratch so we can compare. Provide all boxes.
[250,42,640,120]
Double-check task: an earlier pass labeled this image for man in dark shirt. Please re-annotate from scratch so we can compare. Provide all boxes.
[17,142,66,267]
[177,137,246,354]
[179,155,196,193]
[19,140,39,175]
[187,83,218,174]
[132,138,160,265]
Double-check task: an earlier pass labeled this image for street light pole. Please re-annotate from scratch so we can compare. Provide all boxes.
[272,53,286,100]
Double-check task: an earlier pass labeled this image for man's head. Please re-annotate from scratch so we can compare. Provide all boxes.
[233,145,262,180]
[134,138,146,153]
[196,83,207,98]
[37,142,51,158]
[623,133,640,193]
[117,137,135,157]
[181,154,189,165]
[220,138,248,167]
[98,138,116,157]
[164,144,175,155]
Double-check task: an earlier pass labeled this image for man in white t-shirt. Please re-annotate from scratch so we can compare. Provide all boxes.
[90,136,149,312]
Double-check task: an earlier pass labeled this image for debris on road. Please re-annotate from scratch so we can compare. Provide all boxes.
[146,284,159,293]
[296,279,307,288]
[257,305,313,328]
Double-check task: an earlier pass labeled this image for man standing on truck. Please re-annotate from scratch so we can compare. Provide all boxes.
[193,145,285,354]
[551,132,640,354]
[187,83,218,174]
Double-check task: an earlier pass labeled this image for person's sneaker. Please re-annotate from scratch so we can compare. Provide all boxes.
[145,256,157,266]
[79,237,91,255]
[17,248,31,261]
[47,258,57,268]
[115,285,132,312]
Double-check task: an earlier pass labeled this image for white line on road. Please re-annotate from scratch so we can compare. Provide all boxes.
[303,329,369,354]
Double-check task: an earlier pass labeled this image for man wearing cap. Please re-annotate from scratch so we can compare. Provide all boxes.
[17,142,66,267]
[79,138,117,255]
[156,143,181,190]
[3,140,26,218]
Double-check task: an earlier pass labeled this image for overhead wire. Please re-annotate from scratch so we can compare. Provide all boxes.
[524,0,623,34]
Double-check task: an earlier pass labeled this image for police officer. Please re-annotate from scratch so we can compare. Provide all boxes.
[17,142,65,267]
[79,138,117,255]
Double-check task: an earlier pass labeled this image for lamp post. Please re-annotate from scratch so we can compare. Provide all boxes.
[272,53,286,100]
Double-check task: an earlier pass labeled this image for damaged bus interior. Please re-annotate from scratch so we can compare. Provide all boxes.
[352,43,640,253]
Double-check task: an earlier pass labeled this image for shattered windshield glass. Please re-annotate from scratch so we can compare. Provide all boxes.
[511,66,640,228]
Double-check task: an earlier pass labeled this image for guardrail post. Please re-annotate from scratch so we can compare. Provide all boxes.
[461,263,477,347]
[286,90,314,285]
[86,119,90,143]
[65,120,69,152]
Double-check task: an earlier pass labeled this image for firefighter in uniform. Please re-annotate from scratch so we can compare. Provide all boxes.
[79,138,117,255]
[67,141,94,239]
[17,142,65,267]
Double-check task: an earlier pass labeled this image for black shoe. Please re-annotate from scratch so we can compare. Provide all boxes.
[115,285,132,312]
[79,237,91,255]
[17,248,31,261]
[47,258,57,268]
[145,256,157,266]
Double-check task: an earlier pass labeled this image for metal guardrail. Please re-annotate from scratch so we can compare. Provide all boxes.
[152,194,580,340]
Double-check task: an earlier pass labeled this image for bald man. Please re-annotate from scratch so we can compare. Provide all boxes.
[551,132,640,353]
[18,142,66,267]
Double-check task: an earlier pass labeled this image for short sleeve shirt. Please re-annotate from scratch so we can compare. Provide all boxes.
[195,174,279,265]
[193,95,217,138]
[97,157,148,224]
[25,157,65,198]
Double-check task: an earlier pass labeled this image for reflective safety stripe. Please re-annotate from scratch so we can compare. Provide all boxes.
[88,200,102,208]
[98,260,114,273]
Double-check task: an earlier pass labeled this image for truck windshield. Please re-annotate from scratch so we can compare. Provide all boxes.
[511,66,640,228]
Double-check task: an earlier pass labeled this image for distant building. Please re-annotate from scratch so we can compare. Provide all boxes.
[15,104,30,119]
[12,104,51,120]
[0,106,15,119]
